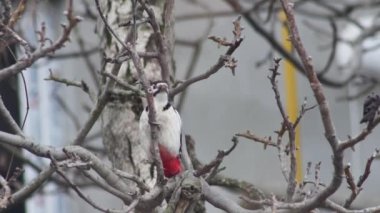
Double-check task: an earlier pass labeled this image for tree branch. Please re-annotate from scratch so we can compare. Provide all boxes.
[45,69,95,102]
[235,131,279,149]
[0,2,81,81]
[0,96,24,136]
[279,1,342,211]
[170,16,244,98]
[194,136,238,178]
[101,72,144,97]
[8,166,55,207]
[137,0,172,84]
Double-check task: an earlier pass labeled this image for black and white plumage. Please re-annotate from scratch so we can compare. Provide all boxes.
[360,93,380,127]
[139,81,182,178]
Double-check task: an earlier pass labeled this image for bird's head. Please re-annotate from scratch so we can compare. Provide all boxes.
[149,81,169,104]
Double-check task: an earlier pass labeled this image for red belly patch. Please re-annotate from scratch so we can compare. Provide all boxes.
[158,145,182,177]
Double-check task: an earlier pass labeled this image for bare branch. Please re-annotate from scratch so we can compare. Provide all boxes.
[235,131,278,149]
[180,134,193,171]
[268,58,296,201]
[344,149,379,208]
[0,3,82,81]
[72,89,110,145]
[95,0,165,184]
[48,47,99,60]
[343,164,357,208]
[0,130,175,210]
[175,22,212,111]
[113,169,150,192]
[293,98,317,128]
[94,0,127,50]
[339,116,380,151]
[51,160,109,213]
[51,156,140,213]
[0,96,24,136]
[9,166,55,206]
[170,16,244,98]
[357,149,378,187]
[19,72,29,129]
[122,41,165,184]
[325,199,380,213]
[45,69,95,102]
[185,135,203,170]
[224,0,353,88]
[101,72,144,97]
[8,0,27,28]
[104,50,158,64]
[201,178,256,213]
[137,0,172,84]
[82,170,130,203]
[73,29,100,88]
[0,131,134,200]
[194,136,238,178]
[279,0,342,211]
[209,175,267,202]
[0,24,31,57]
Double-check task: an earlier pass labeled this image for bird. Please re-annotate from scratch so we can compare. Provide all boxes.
[360,93,380,127]
[139,81,182,178]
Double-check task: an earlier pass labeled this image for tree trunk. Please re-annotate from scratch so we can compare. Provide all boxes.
[99,0,172,191]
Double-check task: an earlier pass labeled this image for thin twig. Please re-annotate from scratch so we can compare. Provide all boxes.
[235,131,278,149]
[294,98,317,128]
[343,164,357,208]
[53,166,109,212]
[1,25,31,57]
[74,29,100,89]
[325,199,380,213]
[45,69,95,102]
[279,0,342,211]
[344,149,379,208]
[225,0,353,88]
[268,58,297,201]
[113,169,150,192]
[101,72,144,96]
[137,0,172,84]
[82,170,131,203]
[19,72,29,129]
[194,137,238,178]
[94,0,127,50]
[95,0,165,184]
[123,41,165,184]
[0,3,81,81]
[339,116,380,151]
[0,95,24,136]
[176,17,213,110]
[49,47,99,59]
[170,16,244,98]
[10,166,55,206]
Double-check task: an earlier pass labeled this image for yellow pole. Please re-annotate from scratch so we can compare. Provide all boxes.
[279,11,303,183]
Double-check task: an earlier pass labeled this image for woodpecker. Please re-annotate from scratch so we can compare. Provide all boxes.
[139,81,182,178]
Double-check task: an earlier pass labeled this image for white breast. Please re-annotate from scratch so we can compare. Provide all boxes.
[139,105,182,158]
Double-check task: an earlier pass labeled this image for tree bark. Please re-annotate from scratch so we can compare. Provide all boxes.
[99,0,172,191]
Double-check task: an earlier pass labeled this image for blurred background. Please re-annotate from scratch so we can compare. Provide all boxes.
[1,0,380,212]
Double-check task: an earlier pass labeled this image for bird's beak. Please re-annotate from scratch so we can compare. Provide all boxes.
[158,84,169,93]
